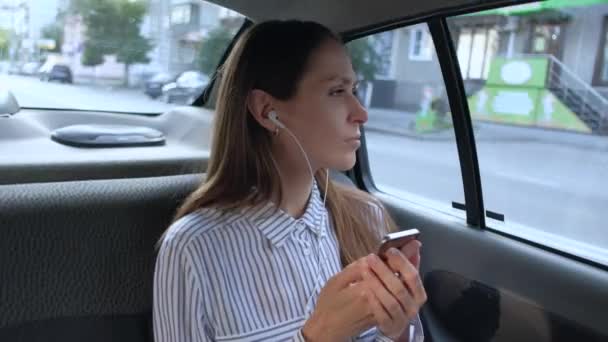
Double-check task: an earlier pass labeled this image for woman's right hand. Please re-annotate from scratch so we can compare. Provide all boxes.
[301,255,378,342]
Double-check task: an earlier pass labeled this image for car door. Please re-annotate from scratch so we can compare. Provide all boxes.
[345,2,608,341]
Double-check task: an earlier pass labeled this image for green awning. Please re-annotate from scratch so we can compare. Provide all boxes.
[470,0,608,16]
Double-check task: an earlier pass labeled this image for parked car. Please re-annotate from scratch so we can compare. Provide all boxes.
[40,64,73,83]
[7,63,21,75]
[143,72,174,99]
[0,61,9,74]
[160,71,209,104]
[20,62,41,76]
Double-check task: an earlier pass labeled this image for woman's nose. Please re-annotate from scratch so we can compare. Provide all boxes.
[350,95,368,125]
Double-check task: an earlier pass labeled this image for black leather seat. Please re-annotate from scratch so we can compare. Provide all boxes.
[0,171,356,342]
[0,175,201,342]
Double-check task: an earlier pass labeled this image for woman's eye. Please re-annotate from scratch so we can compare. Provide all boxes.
[330,89,345,96]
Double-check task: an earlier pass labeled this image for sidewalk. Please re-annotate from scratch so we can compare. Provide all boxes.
[365,108,608,150]
[365,108,456,141]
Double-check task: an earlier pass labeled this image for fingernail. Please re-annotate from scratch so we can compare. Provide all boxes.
[368,254,379,263]
[389,247,399,255]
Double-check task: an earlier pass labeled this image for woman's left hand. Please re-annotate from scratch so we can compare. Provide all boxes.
[363,241,426,340]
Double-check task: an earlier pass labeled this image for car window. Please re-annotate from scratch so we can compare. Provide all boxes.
[0,0,244,112]
[347,24,465,216]
[448,1,608,265]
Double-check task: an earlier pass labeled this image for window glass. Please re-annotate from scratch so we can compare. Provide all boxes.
[347,23,465,215]
[373,31,395,78]
[455,26,498,80]
[171,4,191,25]
[0,0,244,112]
[449,1,608,264]
[408,28,433,61]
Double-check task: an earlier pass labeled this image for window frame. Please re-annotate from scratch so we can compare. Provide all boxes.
[193,0,608,269]
[347,16,608,270]
[344,19,485,228]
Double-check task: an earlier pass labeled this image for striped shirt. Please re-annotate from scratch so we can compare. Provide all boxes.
[153,182,424,342]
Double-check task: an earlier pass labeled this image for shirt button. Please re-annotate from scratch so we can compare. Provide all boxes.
[303,247,311,256]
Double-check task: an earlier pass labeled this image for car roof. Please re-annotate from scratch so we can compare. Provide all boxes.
[208,0,517,33]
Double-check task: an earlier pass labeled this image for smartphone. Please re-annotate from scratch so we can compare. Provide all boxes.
[377,228,420,258]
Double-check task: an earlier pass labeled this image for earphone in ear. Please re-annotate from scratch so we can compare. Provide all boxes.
[265,109,331,313]
[268,110,286,129]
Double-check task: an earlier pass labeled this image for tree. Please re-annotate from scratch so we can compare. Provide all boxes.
[81,41,104,67]
[113,0,152,86]
[80,41,104,83]
[197,26,233,76]
[346,37,382,82]
[41,18,64,53]
[73,0,153,86]
[0,28,10,60]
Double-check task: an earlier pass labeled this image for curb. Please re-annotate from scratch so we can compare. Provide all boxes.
[364,125,457,141]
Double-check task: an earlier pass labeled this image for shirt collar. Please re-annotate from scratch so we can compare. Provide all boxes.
[246,180,328,248]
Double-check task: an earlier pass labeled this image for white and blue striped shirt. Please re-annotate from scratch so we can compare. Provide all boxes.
[153,182,424,342]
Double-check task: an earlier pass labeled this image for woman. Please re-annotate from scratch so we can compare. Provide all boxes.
[154,20,426,342]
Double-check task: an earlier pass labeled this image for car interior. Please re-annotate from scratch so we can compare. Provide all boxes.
[1,0,607,341]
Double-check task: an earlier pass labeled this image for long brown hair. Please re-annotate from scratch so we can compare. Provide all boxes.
[166,20,396,265]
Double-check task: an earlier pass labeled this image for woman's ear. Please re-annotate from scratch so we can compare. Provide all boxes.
[247,89,276,133]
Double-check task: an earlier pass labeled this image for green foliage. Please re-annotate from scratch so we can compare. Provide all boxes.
[0,28,10,59]
[346,37,382,82]
[197,26,233,76]
[41,18,64,53]
[81,41,104,66]
[72,0,153,83]
[113,0,152,66]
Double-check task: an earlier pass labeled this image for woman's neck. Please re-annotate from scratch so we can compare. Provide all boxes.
[271,154,316,219]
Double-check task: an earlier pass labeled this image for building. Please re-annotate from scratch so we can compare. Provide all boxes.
[365,24,444,112]
[367,1,608,133]
[0,0,65,63]
[147,0,243,75]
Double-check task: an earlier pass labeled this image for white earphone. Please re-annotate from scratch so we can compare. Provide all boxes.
[267,110,330,315]
[268,110,286,129]
[266,110,328,205]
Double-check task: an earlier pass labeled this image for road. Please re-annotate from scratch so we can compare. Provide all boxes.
[1,74,174,113]
[366,131,608,251]
[3,74,608,254]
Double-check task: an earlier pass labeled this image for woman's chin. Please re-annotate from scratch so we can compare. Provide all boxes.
[331,154,357,172]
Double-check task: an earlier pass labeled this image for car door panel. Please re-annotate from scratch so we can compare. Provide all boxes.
[375,193,608,342]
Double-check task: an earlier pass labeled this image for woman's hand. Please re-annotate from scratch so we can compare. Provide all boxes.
[366,240,426,340]
[302,241,425,341]
[302,255,380,342]
[400,239,422,270]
